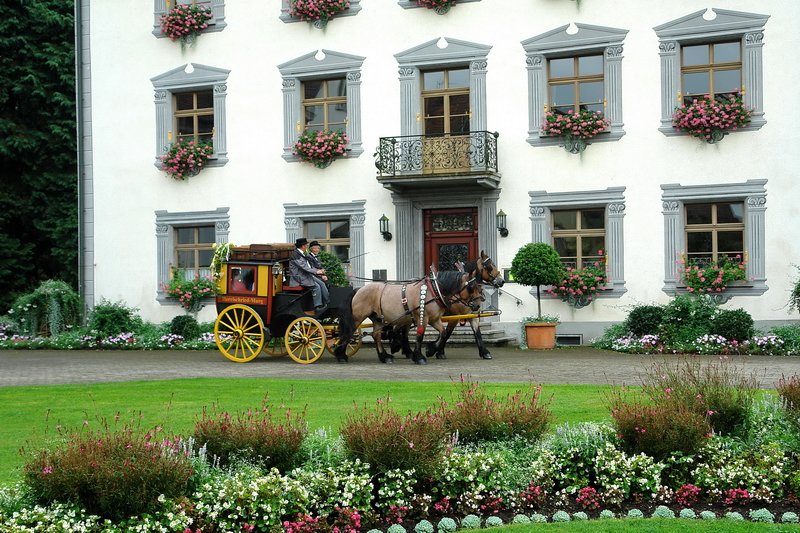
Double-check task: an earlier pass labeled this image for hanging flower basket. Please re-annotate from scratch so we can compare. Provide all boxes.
[547,251,608,308]
[672,93,752,144]
[541,109,610,154]
[416,0,457,14]
[289,0,350,28]
[160,140,214,181]
[160,3,212,46]
[293,129,348,169]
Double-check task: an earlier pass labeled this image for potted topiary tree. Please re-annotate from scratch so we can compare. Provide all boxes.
[510,242,566,349]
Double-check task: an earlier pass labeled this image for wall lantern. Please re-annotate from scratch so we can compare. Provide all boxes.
[496,209,508,237]
[379,214,393,241]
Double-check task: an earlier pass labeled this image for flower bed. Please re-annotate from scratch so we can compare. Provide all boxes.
[672,93,752,143]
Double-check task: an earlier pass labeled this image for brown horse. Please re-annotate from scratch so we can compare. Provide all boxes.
[334,270,483,365]
[389,251,505,360]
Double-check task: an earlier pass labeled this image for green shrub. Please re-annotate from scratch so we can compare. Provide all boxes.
[170,314,200,340]
[88,299,141,336]
[749,508,775,523]
[625,305,664,336]
[340,401,448,477]
[437,517,457,532]
[485,516,503,527]
[772,324,800,353]
[591,323,629,349]
[437,381,551,444]
[552,510,571,522]
[460,515,481,529]
[510,242,565,319]
[710,308,754,341]
[626,509,644,519]
[193,403,308,471]
[23,422,192,520]
[701,511,716,520]
[8,280,81,336]
[652,505,676,518]
[777,373,800,432]
[319,250,349,288]
[414,519,434,533]
[658,295,717,343]
[789,266,800,314]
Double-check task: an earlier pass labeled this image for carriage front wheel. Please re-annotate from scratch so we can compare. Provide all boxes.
[285,316,325,364]
[214,304,265,363]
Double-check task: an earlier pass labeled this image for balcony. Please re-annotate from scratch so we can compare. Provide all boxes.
[375,131,500,192]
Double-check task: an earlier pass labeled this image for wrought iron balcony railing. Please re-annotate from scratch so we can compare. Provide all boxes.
[375,131,499,177]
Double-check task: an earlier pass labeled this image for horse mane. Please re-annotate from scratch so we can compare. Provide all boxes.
[435,270,470,295]
[463,260,478,274]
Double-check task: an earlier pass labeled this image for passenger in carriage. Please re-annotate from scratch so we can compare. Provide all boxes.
[230,268,248,292]
[307,240,330,304]
[288,237,328,312]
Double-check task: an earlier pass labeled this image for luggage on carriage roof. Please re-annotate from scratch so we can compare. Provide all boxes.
[230,243,295,261]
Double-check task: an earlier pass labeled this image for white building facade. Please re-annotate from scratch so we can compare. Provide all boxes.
[77,0,800,343]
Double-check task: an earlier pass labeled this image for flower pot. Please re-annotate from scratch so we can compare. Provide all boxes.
[434,4,451,14]
[525,322,556,350]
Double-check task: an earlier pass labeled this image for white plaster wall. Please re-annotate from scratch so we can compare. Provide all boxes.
[89,0,800,328]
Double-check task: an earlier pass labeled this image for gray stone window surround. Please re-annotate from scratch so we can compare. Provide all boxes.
[153,0,226,37]
[284,201,366,287]
[151,63,230,168]
[528,187,626,297]
[661,179,767,299]
[280,0,361,24]
[398,0,481,9]
[278,50,366,162]
[654,8,769,136]
[155,207,230,303]
[395,37,492,137]
[522,23,629,148]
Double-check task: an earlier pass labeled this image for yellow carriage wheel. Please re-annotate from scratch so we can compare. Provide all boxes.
[285,316,325,364]
[263,337,287,357]
[214,304,265,363]
[324,330,362,358]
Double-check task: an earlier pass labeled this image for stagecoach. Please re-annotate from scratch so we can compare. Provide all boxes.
[212,243,362,364]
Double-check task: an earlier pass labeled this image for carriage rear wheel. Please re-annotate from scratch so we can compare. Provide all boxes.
[263,337,287,357]
[285,316,325,364]
[324,330,362,358]
[214,304,265,363]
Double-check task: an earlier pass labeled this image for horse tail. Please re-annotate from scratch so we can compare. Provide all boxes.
[334,288,357,358]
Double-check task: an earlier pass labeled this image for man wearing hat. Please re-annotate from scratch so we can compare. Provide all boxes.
[287,237,328,312]
[307,240,329,309]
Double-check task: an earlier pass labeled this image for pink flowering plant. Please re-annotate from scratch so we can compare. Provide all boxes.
[160,139,214,181]
[672,93,752,142]
[679,254,747,293]
[289,0,350,25]
[163,268,219,313]
[547,251,608,308]
[541,109,610,141]
[417,0,458,10]
[160,3,212,43]
[293,129,348,169]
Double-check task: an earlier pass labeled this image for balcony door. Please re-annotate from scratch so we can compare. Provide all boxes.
[422,68,470,174]
[423,207,478,273]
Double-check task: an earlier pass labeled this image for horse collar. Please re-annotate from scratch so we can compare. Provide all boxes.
[427,277,447,309]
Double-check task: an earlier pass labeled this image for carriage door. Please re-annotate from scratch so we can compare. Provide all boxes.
[423,208,478,273]
[421,67,471,174]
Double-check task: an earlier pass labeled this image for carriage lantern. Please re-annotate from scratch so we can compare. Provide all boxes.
[379,214,392,241]
[496,209,508,237]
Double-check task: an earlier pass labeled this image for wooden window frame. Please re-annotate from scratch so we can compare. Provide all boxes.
[304,219,350,259]
[421,68,471,136]
[174,225,215,279]
[684,202,745,265]
[680,41,742,105]
[547,55,605,115]
[551,208,605,269]
[173,89,214,144]
[302,78,347,132]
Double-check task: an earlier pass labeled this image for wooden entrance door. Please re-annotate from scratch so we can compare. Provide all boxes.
[423,207,479,273]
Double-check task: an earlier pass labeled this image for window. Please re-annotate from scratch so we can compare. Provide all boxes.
[155,208,229,303]
[284,201,365,286]
[305,219,350,262]
[552,209,605,269]
[151,64,230,167]
[303,79,347,132]
[280,0,361,24]
[278,51,365,161]
[654,8,769,134]
[548,55,604,115]
[529,187,626,296]
[684,202,744,265]
[174,90,214,144]
[522,24,628,147]
[661,179,767,298]
[153,0,226,37]
[422,68,470,135]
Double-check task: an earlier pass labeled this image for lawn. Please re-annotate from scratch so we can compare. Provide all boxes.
[0,379,610,484]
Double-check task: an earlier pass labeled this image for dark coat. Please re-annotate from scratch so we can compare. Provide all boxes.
[287,248,317,287]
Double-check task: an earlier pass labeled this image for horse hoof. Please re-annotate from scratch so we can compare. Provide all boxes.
[385,356,394,364]
[415,357,427,365]
[336,357,348,364]
[435,353,446,360]
[481,352,492,360]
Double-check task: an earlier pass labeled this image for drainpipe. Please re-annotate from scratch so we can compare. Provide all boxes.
[74,0,86,320]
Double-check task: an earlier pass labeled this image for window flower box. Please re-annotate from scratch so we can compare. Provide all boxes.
[547,253,609,308]
[678,254,748,294]
[672,94,752,144]
[160,140,214,181]
[293,129,348,169]
[541,109,610,154]
[416,0,458,15]
[289,0,350,28]
[160,3,213,47]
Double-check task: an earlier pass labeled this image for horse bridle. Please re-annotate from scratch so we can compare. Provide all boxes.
[448,273,484,311]
[476,256,504,288]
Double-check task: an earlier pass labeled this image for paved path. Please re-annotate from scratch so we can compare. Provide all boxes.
[1,346,798,388]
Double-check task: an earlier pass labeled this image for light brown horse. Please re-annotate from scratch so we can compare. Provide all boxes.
[389,251,505,360]
[334,270,483,364]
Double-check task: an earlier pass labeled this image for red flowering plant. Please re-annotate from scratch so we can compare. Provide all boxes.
[293,129,348,169]
[678,253,747,294]
[160,3,212,44]
[160,139,214,181]
[163,268,219,313]
[672,93,752,143]
[417,0,458,12]
[547,251,608,309]
[289,0,350,27]
[541,109,610,153]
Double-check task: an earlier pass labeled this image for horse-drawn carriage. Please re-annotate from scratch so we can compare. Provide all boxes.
[212,243,504,365]
[212,243,360,364]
